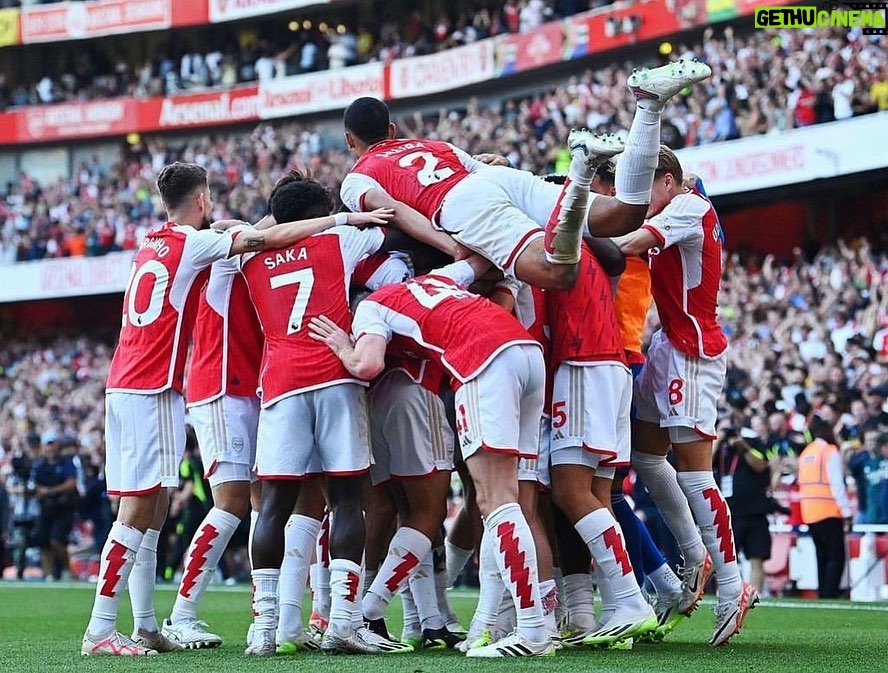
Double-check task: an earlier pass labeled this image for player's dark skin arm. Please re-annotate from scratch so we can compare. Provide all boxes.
[584,235,626,277]
[362,188,465,260]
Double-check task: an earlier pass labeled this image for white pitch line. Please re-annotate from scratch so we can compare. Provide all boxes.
[7,582,888,611]
[447,588,888,612]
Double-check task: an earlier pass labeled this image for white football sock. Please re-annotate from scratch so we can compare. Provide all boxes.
[632,452,706,564]
[251,568,279,633]
[129,528,160,632]
[485,502,546,642]
[277,514,321,642]
[445,539,474,588]
[328,558,362,633]
[363,527,431,620]
[615,106,660,205]
[170,507,241,624]
[677,471,743,601]
[576,509,648,612]
[87,522,143,635]
[409,550,445,630]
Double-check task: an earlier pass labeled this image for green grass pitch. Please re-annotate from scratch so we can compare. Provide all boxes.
[1,584,886,672]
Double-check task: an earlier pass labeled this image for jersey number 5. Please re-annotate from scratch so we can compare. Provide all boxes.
[398,151,455,187]
[270,268,316,335]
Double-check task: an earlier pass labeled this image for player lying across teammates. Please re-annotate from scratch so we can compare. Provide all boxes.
[81,59,759,658]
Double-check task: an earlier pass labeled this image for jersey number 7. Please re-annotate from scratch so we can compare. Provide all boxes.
[270,268,316,335]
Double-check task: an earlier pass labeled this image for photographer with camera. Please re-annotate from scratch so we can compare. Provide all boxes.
[714,416,783,594]
[32,431,78,581]
[5,436,41,580]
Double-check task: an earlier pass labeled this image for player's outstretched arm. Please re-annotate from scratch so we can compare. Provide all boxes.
[362,188,466,260]
[472,153,510,167]
[613,229,659,258]
[228,209,393,256]
[308,315,386,380]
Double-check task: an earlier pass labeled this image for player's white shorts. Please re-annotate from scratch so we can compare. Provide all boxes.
[634,330,726,441]
[368,369,454,487]
[105,389,185,496]
[255,383,371,479]
[188,394,260,487]
[549,362,632,470]
[438,167,597,276]
[519,415,551,489]
[455,343,544,462]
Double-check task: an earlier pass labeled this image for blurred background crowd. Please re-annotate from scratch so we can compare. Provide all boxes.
[1,22,886,266]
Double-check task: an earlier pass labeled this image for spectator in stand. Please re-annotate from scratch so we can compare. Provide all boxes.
[503,0,521,33]
[32,431,78,581]
[870,65,888,111]
[791,80,818,127]
[0,473,8,573]
[847,427,885,523]
[860,433,888,525]
[520,0,548,33]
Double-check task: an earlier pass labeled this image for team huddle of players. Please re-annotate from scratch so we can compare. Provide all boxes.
[79,59,759,659]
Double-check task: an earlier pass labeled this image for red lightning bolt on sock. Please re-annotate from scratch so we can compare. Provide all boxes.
[497,521,535,610]
[384,552,420,594]
[703,487,737,563]
[602,525,634,577]
[344,571,360,603]
[99,540,130,599]
[179,523,219,598]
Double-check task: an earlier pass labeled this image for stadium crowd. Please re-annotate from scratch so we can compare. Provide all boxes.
[0,0,586,107]
[2,25,886,266]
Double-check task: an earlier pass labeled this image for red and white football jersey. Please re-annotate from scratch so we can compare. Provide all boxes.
[642,190,727,358]
[341,138,481,221]
[106,224,237,394]
[239,226,384,407]
[547,245,627,367]
[353,250,411,290]
[186,258,263,405]
[493,278,552,409]
[352,262,539,388]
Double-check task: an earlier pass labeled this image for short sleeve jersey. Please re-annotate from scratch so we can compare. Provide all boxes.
[547,245,626,367]
[239,226,384,406]
[186,257,263,405]
[106,224,236,394]
[352,263,538,388]
[641,190,728,358]
[341,139,476,220]
[353,250,411,290]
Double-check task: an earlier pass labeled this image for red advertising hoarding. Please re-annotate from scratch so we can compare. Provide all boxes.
[0,86,259,144]
[496,21,565,76]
